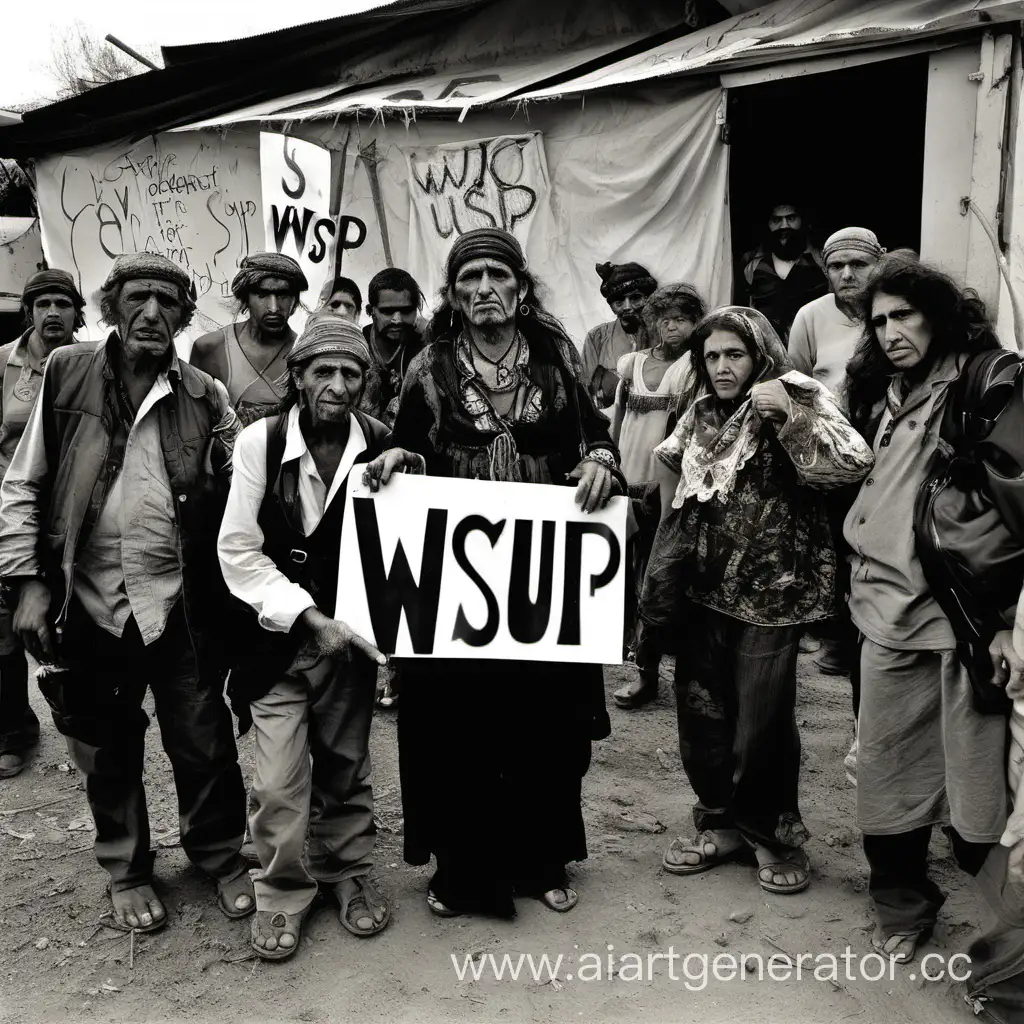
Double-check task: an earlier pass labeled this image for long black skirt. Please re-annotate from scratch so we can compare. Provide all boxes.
[397,658,607,918]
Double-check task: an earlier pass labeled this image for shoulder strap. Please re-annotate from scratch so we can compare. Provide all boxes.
[945,348,1023,448]
[263,413,289,493]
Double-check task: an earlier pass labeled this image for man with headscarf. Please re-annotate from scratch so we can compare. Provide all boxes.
[364,226,624,920]
[789,227,884,399]
[191,252,309,426]
[646,306,872,897]
[581,262,658,410]
[0,269,84,779]
[0,252,252,934]
[789,228,885,700]
[740,200,827,341]
[219,311,392,960]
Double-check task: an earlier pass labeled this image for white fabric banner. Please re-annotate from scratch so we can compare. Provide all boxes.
[403,133,558,309]
[336,474,627,663]
[260,132,334,330]
[35,132,262,340]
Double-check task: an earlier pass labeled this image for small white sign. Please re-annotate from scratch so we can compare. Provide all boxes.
[336,473,627,663]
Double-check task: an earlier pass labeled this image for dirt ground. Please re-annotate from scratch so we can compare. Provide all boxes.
[0,651,992,1024]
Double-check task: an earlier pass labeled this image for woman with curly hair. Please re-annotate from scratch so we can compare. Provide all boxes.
[842,253,1023,968]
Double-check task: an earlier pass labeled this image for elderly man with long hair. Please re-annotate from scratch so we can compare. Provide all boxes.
[0,252,252,934]
[843,253,1024,972]
[364,227,624,920]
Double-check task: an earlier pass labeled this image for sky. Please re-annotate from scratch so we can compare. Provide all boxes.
[1,0,388,109]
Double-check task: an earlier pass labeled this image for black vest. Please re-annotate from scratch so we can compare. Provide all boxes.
[225,408,390,721]
[257,411,348,618]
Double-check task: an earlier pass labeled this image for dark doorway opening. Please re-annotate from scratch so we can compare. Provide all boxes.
[727,52,929,296]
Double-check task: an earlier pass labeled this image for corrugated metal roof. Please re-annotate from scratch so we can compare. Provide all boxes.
[0,0,723,155]
[512,0,1024,98]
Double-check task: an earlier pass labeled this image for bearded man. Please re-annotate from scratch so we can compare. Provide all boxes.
[581,261,658,410]
[191,253,309,425]
[0,253,252,934]
[740,200,827,341]
[0,269,84,778]
[219,312,393,960]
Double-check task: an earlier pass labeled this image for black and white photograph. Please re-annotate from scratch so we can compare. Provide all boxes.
[1,1,1024,1022]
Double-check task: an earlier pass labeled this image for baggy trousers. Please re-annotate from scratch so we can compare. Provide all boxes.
[857,640,1007,935]
[674,604,808,850]
[248,651,377,915]
[40,601,247,892]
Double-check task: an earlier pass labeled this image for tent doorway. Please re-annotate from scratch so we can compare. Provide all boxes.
[727,52,930,293]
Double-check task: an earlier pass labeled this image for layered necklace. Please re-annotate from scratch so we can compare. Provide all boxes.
[470,332,522,394]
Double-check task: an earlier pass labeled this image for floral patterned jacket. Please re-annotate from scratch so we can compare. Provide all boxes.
[643,371,873,628]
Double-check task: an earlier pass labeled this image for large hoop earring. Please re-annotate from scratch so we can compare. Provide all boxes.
[519,303,531,318]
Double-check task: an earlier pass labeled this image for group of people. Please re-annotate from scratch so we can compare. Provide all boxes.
[0,213,1022,1022]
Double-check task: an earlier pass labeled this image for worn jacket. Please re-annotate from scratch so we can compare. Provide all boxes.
[0,333,239,668]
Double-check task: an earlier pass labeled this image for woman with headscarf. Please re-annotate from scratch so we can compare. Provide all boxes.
[645,307,873,894]
[363,227,624,920]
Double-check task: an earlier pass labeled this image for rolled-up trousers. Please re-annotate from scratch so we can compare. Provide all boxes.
[248,651,377,915]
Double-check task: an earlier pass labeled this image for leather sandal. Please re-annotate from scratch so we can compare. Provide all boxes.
[663,832,747,876]
[538,887,578,913]
[756,848,811,895]
[215,867,256,919]
[102,880,167,934]
[250,907,309,961]
[871,925,930,965]
[334,876,391,937]
[426,890,460,917]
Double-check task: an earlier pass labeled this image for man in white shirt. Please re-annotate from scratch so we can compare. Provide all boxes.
[0,252,251,935]
[218,312,394,961]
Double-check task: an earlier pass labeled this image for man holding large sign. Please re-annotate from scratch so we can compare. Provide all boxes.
[362,227,625,920]
[218,312,393,961]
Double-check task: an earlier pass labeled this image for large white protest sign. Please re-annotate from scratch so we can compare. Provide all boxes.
[403,133,558,306]
[260,132,334,328]
[337,474,627,663]
[35,131,262,340]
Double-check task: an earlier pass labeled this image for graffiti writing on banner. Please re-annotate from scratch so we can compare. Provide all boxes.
[267,135,364,266]
[409,135,540,240]
[44,137,260,314]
